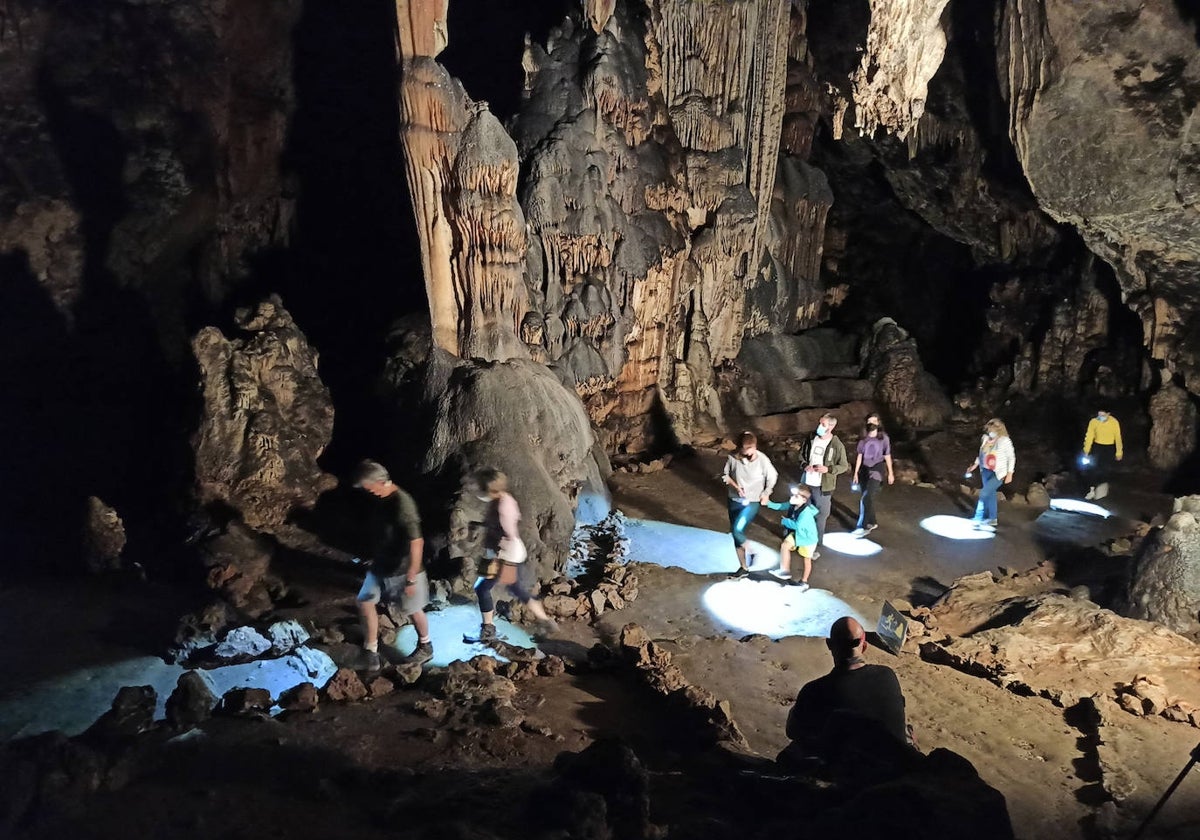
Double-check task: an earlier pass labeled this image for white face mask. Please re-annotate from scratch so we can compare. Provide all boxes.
[476,493,491,502]
[987,431,998,439]
[1097,415,1107,422]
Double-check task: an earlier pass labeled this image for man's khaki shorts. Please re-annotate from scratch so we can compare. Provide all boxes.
[357,569,429,615]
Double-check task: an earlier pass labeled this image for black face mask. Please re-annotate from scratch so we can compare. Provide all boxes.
[866,423,879,433]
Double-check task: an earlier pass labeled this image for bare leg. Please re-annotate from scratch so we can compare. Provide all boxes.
[358,600,379,650]
[410,609,430,642]
[801,554,812,584]
[777,542,791,573]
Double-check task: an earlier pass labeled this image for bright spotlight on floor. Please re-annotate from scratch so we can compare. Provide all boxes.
[822,532,883,557]
[701,580,867,639]
[1049,498,1113,519]
[919,515,995,540]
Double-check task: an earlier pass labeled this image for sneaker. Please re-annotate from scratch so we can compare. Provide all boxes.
[729,566,750,579]
[866,524,878,533]
[1084,487,1096,500]
[1095,483,1109,500]
[402,642,433,666]
[850,527,867,538]
[770,568,791,580]
[795,581,810,592]
[986,519,998,527]
[479,623,498,641]
[811,550,821,560]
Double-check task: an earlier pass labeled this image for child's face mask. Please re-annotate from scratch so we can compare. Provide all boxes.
[790,495,807,506]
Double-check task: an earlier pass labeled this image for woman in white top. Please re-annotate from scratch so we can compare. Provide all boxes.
[965,418,1016,530]
[721,431,778,577]
[472,468,557,642]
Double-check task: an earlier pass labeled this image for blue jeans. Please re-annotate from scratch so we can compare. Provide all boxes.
[974,469,1001,522]
[728,498,760,547]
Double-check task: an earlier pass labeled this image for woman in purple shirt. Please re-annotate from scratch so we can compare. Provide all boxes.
[851,413,895,537]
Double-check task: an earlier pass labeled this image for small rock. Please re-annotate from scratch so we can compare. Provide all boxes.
[538,655,567,677]
[266,620,310,655]
[549,580,573,596]
[544,594,579,619]
[88,685,158,742]
[215,626,272,660]
[642,459,664,474]
[219,687,273,716]
[1163,704,1191,723]
[1068,585,1092,602]
[590,590,607,616]
[1025,482,1051,509]
[482,699,524,728]
[368,676,394,698]
[412,698,446,720]
[166,671,217,730]
[1117,692,1147,716]
[278,682,319,712]
[1109,538,1132,554]
[324,668,368,702]
[392,661,424,686]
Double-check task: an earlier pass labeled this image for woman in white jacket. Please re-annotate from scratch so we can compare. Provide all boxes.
[965,418,1015,530]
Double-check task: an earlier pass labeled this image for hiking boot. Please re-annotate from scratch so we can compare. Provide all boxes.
[770,568,791,580]
[357,649,382,672]
[729,566,750,579]
[479,623,498,641]
[402,642,433,666]
[850,527,867,538]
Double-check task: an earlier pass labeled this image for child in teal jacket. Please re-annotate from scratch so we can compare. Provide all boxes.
[765,486,818,591]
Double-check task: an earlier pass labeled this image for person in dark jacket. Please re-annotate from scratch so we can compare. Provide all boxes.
[798,413,850,551]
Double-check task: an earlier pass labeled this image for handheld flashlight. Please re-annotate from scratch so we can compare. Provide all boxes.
[1079,454,1092,467]
[963,471,974,480]
[789,486,799,495]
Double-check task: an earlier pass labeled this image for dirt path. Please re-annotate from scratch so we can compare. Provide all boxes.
[603,452,1197,840]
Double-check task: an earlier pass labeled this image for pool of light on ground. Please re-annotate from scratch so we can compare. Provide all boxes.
[919,514,997,540]
[391,603,537,667]
[621,516,866,638]
[1048,498,1113,518]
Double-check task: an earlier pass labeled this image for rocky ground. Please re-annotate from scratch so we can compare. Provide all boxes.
[3,444,1199,839]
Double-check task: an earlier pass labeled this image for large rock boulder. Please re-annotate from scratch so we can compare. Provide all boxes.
[1148,380,1198,473]
[418,348,611,579]
[733,330,870,417]
[997,0,1200,390]
[1125,498,1200,640]
[861,318,951,432]
[191,296,336,532]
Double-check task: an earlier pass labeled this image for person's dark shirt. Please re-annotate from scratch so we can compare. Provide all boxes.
[786,663,907,747]
[364,489,421,577]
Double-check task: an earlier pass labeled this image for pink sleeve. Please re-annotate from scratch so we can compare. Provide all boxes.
[499,494,521,541]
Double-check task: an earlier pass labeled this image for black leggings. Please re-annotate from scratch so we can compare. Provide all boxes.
[475,574,533,613]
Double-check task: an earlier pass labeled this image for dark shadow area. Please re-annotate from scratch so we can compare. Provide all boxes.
[1063,700,1108,807]
[907,576,951,608]
[1176,0,1200,45]
[440,0,571,121]
[961,601,1037,637]
[258,0,426,476]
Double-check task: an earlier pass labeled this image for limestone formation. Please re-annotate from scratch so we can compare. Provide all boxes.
[920,571,1200,713]
[418,349,611,579]
[82,497,126,574]
[191,295,336,531]
[165,672,217,730]
[861,318,951,431]
[851,0,953,139]
[998,0,1200,389]
[1126,498,1200,640]
[1148,379,1198,472]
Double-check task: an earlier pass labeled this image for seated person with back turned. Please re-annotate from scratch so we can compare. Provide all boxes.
[780,616,916,773]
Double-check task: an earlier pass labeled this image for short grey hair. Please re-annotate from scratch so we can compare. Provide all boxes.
[352,459,390,487]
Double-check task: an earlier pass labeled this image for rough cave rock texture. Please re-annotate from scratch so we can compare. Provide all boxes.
[1126,497,1200,640]
[395,0,844,450]
[998,0,1200,388]
[861,318,951,430]
[0,0,298,336]
[419,348,612,578]
[923,571,1200,711]
[191,296,336,531]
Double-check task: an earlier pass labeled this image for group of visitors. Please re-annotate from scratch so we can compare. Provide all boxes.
[350,459,555,671]
[721,412,894,588]
[721,404,1122,583]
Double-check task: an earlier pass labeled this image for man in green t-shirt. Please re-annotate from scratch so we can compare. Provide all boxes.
[353,460,432,670]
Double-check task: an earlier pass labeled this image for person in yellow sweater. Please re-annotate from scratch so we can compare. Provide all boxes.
[1082,408,1123,500]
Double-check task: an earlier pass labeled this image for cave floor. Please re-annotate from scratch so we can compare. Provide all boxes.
[602,450,1195,840]
[3,452,1197,839]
